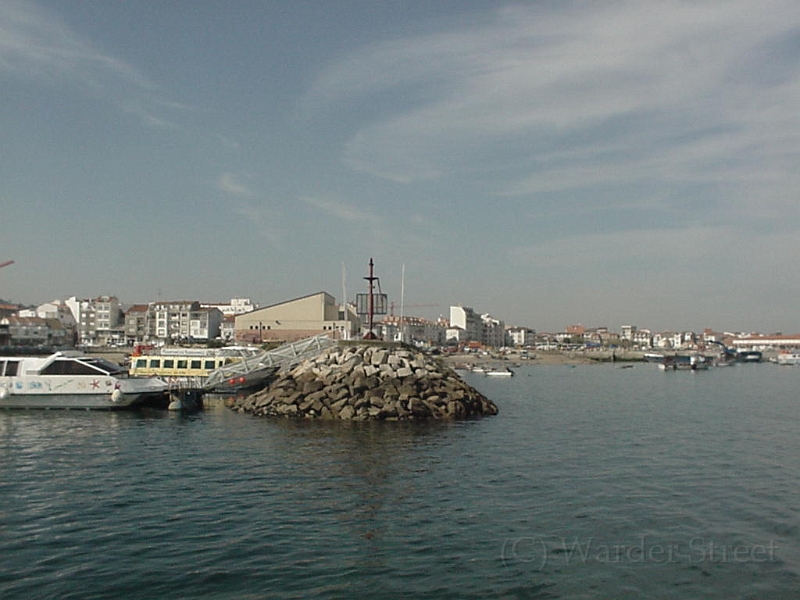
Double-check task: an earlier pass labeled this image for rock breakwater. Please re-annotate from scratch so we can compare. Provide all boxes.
[228,343,498,420]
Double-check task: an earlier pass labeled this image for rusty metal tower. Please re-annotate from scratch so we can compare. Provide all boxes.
[356,257,387,339]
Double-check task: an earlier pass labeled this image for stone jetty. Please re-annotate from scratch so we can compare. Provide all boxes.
[228,343,498,420]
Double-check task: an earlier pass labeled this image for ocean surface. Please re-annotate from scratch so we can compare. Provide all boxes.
[1,362,799,599]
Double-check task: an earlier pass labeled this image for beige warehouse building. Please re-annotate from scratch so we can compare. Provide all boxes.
[234,291,360,344]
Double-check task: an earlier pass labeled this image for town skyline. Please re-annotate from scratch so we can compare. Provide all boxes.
[3,2,799,333]
[2,288,795,340]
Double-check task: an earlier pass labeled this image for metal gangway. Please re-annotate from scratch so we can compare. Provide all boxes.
[203,334,338,390]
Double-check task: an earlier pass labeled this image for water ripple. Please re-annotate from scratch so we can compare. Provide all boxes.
[1,366,800,598]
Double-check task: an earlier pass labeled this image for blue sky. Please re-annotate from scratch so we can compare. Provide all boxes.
[1,0,799,333]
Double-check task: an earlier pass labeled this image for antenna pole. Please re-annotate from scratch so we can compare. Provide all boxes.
[399,263,406,342]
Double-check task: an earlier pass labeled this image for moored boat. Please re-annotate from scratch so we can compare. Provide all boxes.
[128,346,273,392]
[653,354,712,371]
[484,367,514,377]
[737,350,762,363]
[0,352,168,409]
[776,352,800,366]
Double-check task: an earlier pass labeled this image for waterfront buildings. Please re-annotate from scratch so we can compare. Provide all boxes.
[731,335,800,351]
[2,290,798,354]
[507,327,535,347]
[448,305,507,348]
[0,316,68,347]
[145,300,223,344]
[378,315,447,346]
[77,295,123,346]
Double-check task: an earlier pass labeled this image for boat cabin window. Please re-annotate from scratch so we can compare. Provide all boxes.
[1,360,20,376]
[41,359,105,376]
[204,360,216,370]
[163,359,174,369]
[134,358,147,369]
[190,360,202,369]
[82,357,124,375]
[148,359,160,369]
[177,360,187,369]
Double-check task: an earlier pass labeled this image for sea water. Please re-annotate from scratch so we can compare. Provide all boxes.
[1,363,798,599]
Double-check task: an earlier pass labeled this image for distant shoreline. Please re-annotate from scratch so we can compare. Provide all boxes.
[440,349,646,368]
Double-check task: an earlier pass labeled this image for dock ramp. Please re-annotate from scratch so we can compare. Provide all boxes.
[203,334,337,390]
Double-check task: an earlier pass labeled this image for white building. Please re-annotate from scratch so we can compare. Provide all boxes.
[74,295,123,346]
[449,306,482,342]
[507,327,535,347]
[632,329,653,348]
[379,315,445,346]
[148,300,223,343]
[481,314,506,347]
[448,305,506,348]
[731,335,800,351]
[201,298,256,316]
[653,331,695,350]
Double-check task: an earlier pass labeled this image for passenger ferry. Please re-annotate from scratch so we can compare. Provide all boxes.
[128,346,267,390]
[0,352,168,409]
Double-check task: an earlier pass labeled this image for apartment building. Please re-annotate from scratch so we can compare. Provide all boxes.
[123,301,223,345]
[447,305,506,348]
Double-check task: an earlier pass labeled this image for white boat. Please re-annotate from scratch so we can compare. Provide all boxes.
[0,352,168,409]
[484,367,514,377]
[654,354,711,371]
[776,352,800,366]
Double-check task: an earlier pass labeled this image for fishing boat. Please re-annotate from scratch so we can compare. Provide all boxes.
[0,352,168,409]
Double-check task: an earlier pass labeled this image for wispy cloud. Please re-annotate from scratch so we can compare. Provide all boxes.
[299,194,382,226]
[0,0,193,130]
[216,172,255,199]
[306,0,800,223]
[0,0,150,88]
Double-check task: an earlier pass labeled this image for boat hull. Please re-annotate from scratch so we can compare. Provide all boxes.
[205,366,275,394]
[0,376,168,410]
[653,354,712,370]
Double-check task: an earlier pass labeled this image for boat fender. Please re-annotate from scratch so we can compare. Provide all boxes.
[110,389,123,403]
[0,387,8,400]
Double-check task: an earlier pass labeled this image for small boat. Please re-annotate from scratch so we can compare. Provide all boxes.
[0,352,168,409]
[654,354,711,371]
[737,351,762,363]
[776,352,800,366]
[484,367,514,377]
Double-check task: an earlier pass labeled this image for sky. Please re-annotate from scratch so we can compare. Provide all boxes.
[1,0,799,334]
